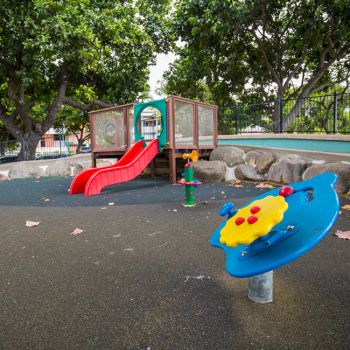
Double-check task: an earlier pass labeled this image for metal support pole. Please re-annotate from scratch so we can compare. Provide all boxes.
[279,99,283,133]
[333,92,338,134]
[248,271,273,303]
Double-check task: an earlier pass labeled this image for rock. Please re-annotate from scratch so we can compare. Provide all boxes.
[47,160,71,176]
[0,173,10,180]
[268,157,308,183]
[193,160,226,183]
[97,159,116,167]
[244,151,277,174]
[285,153,313,166]
[256,152,277,174]
[245,151,264,166]
[8,162,42,179]
[70,164,84,176]
[303,163,350,193]
[235,164,265,181]
[209,146,245,167]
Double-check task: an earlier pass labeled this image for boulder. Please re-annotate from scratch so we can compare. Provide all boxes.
[70,164,84,177]
[47,160,71,176]
[256,152,277,174]
[193,160,226,183]
[0,173,10,180]
[244,150,277,174]
[303,163,350,193]
[235,164,265,182]
[209,146,245,167]
[97,159,117,167]
[8,162,42,179]
[245,151,264,166]
[285,153,313,166]
[268,157,308,183]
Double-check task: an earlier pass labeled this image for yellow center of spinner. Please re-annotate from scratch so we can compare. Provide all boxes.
[220,195,288,248]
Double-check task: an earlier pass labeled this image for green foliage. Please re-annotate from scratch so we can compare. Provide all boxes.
[0,0,173,159]
[164,0,350,115]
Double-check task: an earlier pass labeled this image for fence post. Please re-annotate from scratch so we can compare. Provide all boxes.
[279,99,283,133]
[333,92,338,134]
[235,106,239,135]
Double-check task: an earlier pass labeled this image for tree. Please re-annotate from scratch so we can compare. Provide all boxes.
[0,0,172,160]
[166,0,350,130]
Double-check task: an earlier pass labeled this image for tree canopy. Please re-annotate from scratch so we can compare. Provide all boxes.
[0,0,172,159]
[163,0,350,129]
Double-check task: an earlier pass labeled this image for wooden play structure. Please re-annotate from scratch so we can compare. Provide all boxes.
[69,96,218,196]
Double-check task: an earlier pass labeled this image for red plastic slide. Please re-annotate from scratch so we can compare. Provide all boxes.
[69,138,159,196]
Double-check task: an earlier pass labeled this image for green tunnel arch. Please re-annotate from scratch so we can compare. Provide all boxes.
[134,98,167,151]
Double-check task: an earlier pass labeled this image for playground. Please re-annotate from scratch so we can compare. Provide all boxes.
[0,97,349,349]
[0,176,349,349]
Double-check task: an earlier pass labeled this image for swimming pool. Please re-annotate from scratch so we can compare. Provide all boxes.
[218,135,350,154]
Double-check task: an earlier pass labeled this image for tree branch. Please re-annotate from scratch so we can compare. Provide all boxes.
[247,27,283,91]
[42,66,68,134]
[283,48,309,90]
[0,105,23,139]
[62,97,114,112]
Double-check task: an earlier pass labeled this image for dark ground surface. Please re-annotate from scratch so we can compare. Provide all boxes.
[0,176,349,350]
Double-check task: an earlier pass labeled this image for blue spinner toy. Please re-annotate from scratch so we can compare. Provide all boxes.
[210,172,340,278]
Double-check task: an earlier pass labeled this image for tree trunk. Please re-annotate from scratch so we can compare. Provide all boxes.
[283,98,305,131]
[0,142,5,156]
[76,138,84,154]
[17,131,42,161]
[272,90,283,132]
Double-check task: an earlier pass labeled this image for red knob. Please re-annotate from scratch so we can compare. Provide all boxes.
[279,185,295,198]
[247,215,258,224]
[235,217,245,225]
[250,206,261,214]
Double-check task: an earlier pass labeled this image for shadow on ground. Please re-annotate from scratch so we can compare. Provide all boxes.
[0,176,260,207]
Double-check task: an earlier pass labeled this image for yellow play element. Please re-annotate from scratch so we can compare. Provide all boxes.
[182,150,199,162]
[220,195,288,248]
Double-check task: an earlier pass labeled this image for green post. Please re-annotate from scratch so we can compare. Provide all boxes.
[184,163,195,207]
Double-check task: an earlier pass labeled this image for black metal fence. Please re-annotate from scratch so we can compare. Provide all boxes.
[219,92,350,135]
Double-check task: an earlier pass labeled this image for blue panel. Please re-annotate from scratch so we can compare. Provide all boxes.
[210,173,340,278]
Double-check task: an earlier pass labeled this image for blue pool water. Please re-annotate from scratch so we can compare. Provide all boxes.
[219,138,350,154]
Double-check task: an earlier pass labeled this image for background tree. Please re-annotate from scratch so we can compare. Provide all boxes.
[165,0,350,130]
[0,0,172,160]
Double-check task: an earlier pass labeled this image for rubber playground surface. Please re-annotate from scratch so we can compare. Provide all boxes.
[0,177,349,349]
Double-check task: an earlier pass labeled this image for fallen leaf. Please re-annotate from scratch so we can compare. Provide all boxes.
[70,228,83,236]
[25,220,40,227]
[334,230,350,240]
[123,247,135,252]
[256,183,274,189]
[341,204,350,211]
